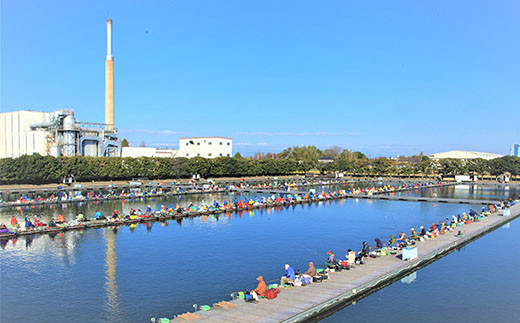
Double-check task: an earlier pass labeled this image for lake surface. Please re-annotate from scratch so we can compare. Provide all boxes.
[0,185,515,322]
[1,194,481,322]
[384,183,520,201]
[322,217,520,323]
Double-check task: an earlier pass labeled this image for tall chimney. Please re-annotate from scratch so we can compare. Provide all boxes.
[105,19,114,130]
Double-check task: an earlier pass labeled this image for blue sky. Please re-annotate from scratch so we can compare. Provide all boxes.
[1,0,519,157]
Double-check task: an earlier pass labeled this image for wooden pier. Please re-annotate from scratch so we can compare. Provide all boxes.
[175,204,519,322]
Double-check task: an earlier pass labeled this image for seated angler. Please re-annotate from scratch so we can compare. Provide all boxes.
[419,225,428,241]
[57,214,65,224]
[280,264,295,287]
[250,276,267,297]
[24,216,35,229]
[397,232,407,247]
[409,228,418,243]
[325,250,339,269]
[374,238,384,249]
[48,218,57,227]
[429,223,438,235]
[10,216,19,228]
[303,262,317,279]
[358,241,370,263]
[94,211,104,220]
[388,234,399,249]
[346,249,357,266]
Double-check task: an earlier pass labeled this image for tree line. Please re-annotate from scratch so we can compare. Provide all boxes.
[0,146,518,184]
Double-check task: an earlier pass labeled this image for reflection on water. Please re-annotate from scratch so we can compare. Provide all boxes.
[105,229,120,321]
[400,272,417,285]
[386,184,520,201]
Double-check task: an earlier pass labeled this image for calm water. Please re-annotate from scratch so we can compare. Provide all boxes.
[385,184,520,201]
[322,218,520,323]
[0,195,481,322]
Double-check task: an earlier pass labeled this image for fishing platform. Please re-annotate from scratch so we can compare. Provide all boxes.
[173,204,519,322]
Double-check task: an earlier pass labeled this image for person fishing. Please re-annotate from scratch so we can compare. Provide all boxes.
[388,234,398,249]
[48,219,57,227]
[346,249,357,265]
[374,238,384,249]
[251,276,267,297]
[280,264,295,287]
[325,250,339,269]
[303,262,317,278]
[358,241,370,262]
[10,216,18,227]
[397,232,407,247]
[24,216,34,229]
[409,228,418,242]
[57,214,65,223]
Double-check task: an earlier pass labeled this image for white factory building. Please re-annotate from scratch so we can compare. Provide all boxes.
[121,137,232,159]
[1,110,52,158]
[177,137,232,158]
[0,109,121,159]
[428,150,503,161]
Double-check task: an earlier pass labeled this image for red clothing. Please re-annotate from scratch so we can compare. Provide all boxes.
[10,216,18,225]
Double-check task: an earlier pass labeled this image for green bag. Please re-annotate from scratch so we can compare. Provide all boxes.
[380,248,388,256]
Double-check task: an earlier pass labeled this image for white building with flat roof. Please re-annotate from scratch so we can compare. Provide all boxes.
[428,150,503,161]
[0,110,53,158]
[177,137,232,158]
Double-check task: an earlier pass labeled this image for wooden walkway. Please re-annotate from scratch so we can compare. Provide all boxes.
[175,204,519,322]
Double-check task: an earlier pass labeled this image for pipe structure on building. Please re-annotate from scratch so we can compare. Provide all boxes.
[105,19,114,131]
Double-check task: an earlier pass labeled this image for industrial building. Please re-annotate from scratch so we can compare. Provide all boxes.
[428,150,503,161]
[0,109,119,158]
[0,19,120,159]
[121,137,233,159]
[177,137,232,158]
